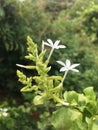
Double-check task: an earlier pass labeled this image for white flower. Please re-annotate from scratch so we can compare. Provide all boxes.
[57,59,80,72]
[0,108,8,117]
[42,39,66,50]
[0,108,8,112]
[42,39,66,61]
[2,112,8,117]
[3,108,8,112]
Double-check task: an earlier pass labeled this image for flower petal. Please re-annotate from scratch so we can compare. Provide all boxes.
[69,64,80,69]
[42,41,51,47]
[54,40,60,47]
[71,69,79,72]
[66,59,71,68]
[57,61,65,66]
[57,45,66,49]
[47,39,53,46]
[60,67,67,72]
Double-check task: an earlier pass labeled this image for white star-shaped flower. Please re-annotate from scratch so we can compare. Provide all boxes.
[57,59,80,72]
[42,39,66,50]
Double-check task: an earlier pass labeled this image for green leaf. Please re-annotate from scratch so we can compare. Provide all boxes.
[92,123,98,130]
[83,87,96,100]
[64,91,78,105]
[78,93,88,105]
[52,107,82,130]
[92,116,98,130]
[86,116,98,130]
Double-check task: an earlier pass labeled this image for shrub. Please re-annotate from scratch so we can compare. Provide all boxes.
[0,101,37,130]
[0,0,52,100]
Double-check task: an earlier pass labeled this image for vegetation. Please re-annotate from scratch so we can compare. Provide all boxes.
[0,0,98,129]
[0,102,38,130]
[16,36,98,130]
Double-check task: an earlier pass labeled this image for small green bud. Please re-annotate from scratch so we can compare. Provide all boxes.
[33,95,44,105]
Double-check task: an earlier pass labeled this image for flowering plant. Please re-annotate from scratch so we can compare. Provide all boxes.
[17,36,98,130]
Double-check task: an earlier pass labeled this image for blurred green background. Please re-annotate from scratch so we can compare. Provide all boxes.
[0,0,98,129]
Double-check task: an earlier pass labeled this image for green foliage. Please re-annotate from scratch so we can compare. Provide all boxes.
[1,0,98,102]
[17,36,63,106]
[37,111,53,130]
[40,87,98,130]
[0,102,37,130]
[50,0,98,91]
[17,37,98,130]
[0,0,51,51]
[52,107,83,130]
[51,87,98,130]
[1,0,98,128]
[0,0,52,100]
[1,0,98,103]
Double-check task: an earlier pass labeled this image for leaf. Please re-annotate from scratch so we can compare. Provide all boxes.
[52,107,82,130]
[63,91,78,105]
[86,116,98,130]
[83,87,96,100]
[92,116,98,130]
[92,123,98,130]
[76,93,88,113]
[86,117,93,130]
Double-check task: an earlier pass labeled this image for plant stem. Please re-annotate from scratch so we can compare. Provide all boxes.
[61,70,68,84]
[47,48,54,61]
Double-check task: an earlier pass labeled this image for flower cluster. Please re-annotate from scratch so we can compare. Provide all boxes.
[42,39,80,83]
